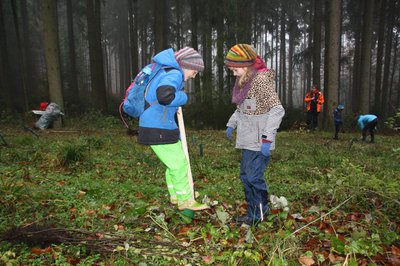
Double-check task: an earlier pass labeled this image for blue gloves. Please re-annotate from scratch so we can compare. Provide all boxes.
[226,127,234,140]
[261,142,271,157]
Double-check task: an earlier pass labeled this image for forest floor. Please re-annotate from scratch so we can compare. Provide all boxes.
[0,116,399,265]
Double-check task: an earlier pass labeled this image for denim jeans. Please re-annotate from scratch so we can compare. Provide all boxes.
[240,149,270,221]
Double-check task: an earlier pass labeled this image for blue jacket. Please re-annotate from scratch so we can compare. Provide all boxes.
[358,114,377,130]
[333,108,343,125]
[138,48,187,145]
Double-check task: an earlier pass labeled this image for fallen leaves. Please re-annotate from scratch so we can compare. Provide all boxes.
[298,256,315,266]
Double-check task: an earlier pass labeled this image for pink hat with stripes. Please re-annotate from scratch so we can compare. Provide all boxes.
[174,47,205,72]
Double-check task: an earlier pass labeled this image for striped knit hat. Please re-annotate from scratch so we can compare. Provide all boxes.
[174,47,205,72]
[225,44,258,67]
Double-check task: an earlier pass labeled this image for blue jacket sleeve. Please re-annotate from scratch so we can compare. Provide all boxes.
[156,69,187,107]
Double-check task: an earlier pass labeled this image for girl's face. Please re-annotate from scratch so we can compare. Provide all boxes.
[183,69,199,81]
[229,67,247,77]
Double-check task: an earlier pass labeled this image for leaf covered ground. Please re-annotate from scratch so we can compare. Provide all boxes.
[0,117,399,265]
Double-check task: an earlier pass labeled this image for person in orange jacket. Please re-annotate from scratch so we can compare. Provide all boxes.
[304,84,324,131]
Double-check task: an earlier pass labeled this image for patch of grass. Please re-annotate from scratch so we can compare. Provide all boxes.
[0,125,399,265]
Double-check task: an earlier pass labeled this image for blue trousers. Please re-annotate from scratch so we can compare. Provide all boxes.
[240,149,270,221]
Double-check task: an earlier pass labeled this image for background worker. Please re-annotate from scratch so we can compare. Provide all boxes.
[333,104,344,140]
[304,84,324,131]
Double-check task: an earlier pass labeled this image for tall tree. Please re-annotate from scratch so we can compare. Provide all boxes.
[237,0,252,43]
[154,0,167,53]
[216,2,225,104]
[190,1,200,102]
[359,0,374,114]
[326,0,341,129]
[86,0,107,112]
[374,0,387,114]
[129,0,139,77]
[0,0,12,112]
[287,3,296,108]
[66,0,79,109]
[349,1,362,113]
[279,4,287,104]
[11,0,29,112]
[323,0,330,110]
[312,0,322,86]
[381,0,396,117]
[42,0,64,111]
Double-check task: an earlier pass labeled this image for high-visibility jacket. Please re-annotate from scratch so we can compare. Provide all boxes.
[305,90,324,112]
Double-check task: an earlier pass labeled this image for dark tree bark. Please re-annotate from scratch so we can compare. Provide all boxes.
[287,3,295,108]
[381,0,395,117]
[237,0,252,43]
[359,0,374,114]
[175,0,181,50]
[11,0,29,112]
[312,0,322,87]
[0,0,13,112]
[216,2,225,104]
[326,0,341,129]
[279,6,286,105]
[20,0,37,103]
[388,34,398,114]
[200,0,212,104]
[323,0,330,111]
[42,0,64,111]
[154,0,167,53]
[66,0,79,109]
[374,0,386,114]
[350,1,362,113]
[129,0,139,76]
[86,0,107,112]
[190,0,200,101]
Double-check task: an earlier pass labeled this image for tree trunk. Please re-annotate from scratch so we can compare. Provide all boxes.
[66,0,79,109]
[323,0,330,112]
[287,4,295,108]
[190,0,200,102]
[129,0,139,76]
[154,0,166,53]
[381,0,395,117]
[326,0,341,129]
[20,0,37,104]
[11,0,29,112]
[42,0,64,111]
[175,0,181,50]
[216,2,225,104]
[388,34,398,115]
[373,0,386,114]
[0,0,13,112]
[312,0,322,86]
[359,0,374,114]
[279,7,286,104]
[86,0,107,112]
[237,0,251,43]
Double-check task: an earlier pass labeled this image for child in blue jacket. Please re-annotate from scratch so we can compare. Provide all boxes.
[357,114,378,143]
[333,104,344,140]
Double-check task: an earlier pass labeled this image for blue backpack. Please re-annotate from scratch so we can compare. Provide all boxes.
[119,63,164,128]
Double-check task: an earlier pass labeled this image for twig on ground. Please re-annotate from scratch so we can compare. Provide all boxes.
[285,195,354,239]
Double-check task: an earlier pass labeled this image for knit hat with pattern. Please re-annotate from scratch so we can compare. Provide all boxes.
[174,47,204,72]
[225,44,258,67]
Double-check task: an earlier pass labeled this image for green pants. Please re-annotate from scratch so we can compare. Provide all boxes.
[150,141,192,202]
